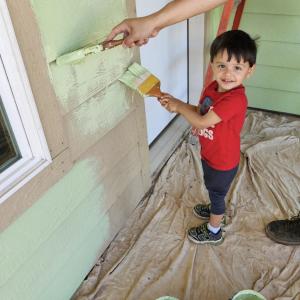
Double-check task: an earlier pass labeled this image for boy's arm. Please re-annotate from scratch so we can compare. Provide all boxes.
[179,103,221,129]
[106,0,227,47]
[160,96,221,129]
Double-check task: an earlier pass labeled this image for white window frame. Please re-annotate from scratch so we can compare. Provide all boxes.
[0,1,51,203]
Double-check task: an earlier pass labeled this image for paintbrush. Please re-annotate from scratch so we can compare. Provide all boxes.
[56,39,124,65]
[119,63,163,98]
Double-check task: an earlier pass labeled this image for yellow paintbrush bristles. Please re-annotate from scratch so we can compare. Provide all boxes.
[138,74,160,96]
[119,63,161,97]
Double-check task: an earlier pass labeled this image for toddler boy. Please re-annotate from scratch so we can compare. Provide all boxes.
[159,30,257,245]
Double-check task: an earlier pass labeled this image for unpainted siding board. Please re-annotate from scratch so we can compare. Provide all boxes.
[130,71,151,188]
[78,108,142,176]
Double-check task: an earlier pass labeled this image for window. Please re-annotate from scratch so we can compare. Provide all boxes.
[0,98,21,172]
[0,1,51,203]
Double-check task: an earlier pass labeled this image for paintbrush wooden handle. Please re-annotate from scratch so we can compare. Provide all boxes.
[148,82,164,98]
[101,39,124,50]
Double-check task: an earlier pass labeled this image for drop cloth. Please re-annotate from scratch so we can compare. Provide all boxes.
[72,111,300,300]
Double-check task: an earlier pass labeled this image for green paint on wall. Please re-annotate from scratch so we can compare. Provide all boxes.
[38,215,111,300]
[0,159,107,293]
[246,87,300,114]
[71,82,132,137]
[30,0,128,63]
[241,14,300,44]
[0,1,142,300]
[247,65,300,93]
[50,46,132,114]
[255,41,300,70]
[240,2,300,114]
[245,0,300,15]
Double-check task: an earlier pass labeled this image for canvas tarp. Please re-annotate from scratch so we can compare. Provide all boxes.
[72,111,300,300]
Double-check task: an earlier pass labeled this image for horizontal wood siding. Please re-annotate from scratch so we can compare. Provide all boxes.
[29,0,127,63]
[247,65,300,93]
[50,46,133,115]
[0,0,151,300]
[245,0,300,16]
[255,41,300,70]
[40,172,145,300]
[0,147,143,300]
[240,0,300,114]
[65,83,135,160]
[244,87,300,114]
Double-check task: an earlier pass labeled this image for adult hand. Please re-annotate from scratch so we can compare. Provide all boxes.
[105,17,160,48]
[105,0,228,48]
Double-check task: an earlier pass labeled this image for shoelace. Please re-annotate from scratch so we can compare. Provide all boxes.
[197,224,210,239]
[200,204,210,213]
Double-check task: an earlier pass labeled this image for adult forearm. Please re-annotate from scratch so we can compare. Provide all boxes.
[151,0,227,30]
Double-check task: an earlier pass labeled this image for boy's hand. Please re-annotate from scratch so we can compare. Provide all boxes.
[158,94,182,113]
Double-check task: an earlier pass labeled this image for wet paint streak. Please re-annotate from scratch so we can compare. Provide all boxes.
[0,159,105,286]
[69,82,133,138]
[50,46,133,115]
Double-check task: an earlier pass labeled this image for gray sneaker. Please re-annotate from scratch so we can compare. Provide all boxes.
[187,222,224,245]
[193,203,210,220]
[193,203,227,226]
[265,212,300,245]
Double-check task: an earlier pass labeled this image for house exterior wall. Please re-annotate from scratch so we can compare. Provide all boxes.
[0,1,151,300]
[240,0,300,115]
[205,0,300,116]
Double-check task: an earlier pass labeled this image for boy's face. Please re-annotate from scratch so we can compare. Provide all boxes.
[211,50,256,92]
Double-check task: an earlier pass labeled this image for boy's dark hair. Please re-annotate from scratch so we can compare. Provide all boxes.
[210,30,257,67]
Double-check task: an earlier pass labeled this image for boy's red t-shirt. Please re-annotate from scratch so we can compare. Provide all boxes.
[198,80,247,171]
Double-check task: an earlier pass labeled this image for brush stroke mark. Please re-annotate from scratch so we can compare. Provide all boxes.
[50,47,133,115]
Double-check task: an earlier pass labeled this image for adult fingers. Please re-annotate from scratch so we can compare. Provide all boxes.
[123,36,139,47]
[124,42,136,48]
[150,29,159,38]
[106,21,130,41]
[135,39,145,47]
[135,38,149,47]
